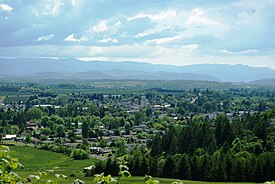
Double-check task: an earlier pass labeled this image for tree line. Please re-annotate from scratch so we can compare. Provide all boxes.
[96,110,275,182]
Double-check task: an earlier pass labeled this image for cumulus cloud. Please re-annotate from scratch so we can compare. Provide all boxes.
[0,0,274,68]
[97,38,118,43]
[71,0,76,7]
[64,33,87,42]
[128,10,177,22]
[187,8,220,25]
[37,34,54,41]
[92,20,108,32]
[64,33,78,42]
[0,3,13,12]
[43,0,63,15]
[145,32,187,45]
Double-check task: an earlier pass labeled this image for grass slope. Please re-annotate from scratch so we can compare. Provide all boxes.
[9,146,259,184]
[10,146,96,183]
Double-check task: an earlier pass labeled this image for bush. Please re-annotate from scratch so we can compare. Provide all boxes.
[70,149,89,160]
[40,135,48,141]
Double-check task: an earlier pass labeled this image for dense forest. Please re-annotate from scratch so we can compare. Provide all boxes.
[94,110,275,182]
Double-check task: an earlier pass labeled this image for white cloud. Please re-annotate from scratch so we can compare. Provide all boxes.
[234,11,257,25]
[128,10,177,22]
[1,44,275,69]
[64,33,87,42]
[147,36,177,45]
[135,32,151,38]
[232,0,275,10]
[146,33,186,45]
[0,3,13,12]
[36,34,54,41]
[77,57,109,62]
[1,1,274,69]
[84,19,120,38]
[64,33,78,42]
[97,38,118,43]
[92,20,108,32]
[89,47,103,56]
[221,49,258,54]
[182,44,199,51]
[114,21,122,27]
[187,8,220,25]
[127,14,148,21]
[43,0,62,15]
[72,0,76,7]
[154,44,199,57]
[151,10,177,21]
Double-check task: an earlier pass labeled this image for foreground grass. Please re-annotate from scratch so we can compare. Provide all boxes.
[9,146,259,184]
[10,146,96,183]
[119,177,260,184]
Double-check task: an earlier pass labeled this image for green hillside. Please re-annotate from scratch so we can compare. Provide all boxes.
[9,146,259,184]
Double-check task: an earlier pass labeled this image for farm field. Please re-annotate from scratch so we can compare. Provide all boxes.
[9,146,260,184]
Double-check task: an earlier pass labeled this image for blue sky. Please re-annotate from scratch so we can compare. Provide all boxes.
[0,0,274,69]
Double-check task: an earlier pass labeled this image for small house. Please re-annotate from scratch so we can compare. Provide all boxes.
[4,134,17,140]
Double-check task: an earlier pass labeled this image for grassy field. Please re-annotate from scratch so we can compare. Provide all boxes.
[9,146,260,184]
[10,146,96,183]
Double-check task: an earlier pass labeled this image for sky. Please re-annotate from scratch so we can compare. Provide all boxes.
[0,0,275,69]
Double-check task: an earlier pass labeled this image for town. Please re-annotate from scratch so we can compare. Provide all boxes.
[0,81,275,181]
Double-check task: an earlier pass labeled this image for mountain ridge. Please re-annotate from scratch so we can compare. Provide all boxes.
[0,58,274,82]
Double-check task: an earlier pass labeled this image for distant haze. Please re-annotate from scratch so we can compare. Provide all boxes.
[0,58,274,83]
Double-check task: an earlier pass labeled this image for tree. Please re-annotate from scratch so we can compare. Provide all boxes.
[134,111,146,125]
[99,139,108,148]
[82,121,90,138]
[177,154,191,179]
[56,125,65,137]
[68,130,76,143]
[70,149,89,160]
[26,107,43,120]
[41,128,51,135]
[209,150,227,181]
[150,134,162,156]
[80,138,90,150]
[162,156,176,178]
[10,125,19,135]
[25,133,31,143]
[115,139,126,156]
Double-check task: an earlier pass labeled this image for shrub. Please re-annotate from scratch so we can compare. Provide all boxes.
[70,149,89,160]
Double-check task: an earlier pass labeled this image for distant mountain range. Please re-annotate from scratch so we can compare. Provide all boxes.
[0,58,275,82]
[249,78,275,86]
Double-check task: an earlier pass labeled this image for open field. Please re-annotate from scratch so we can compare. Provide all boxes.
[10,146,96,183]
[8,146,260,184]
